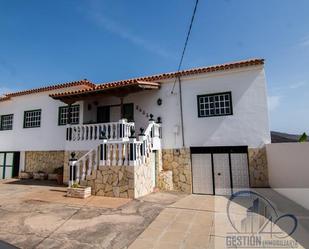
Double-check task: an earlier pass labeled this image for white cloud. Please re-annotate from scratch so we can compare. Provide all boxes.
[289,80,307,89]
[81,7,174,59]
[268,95,281,112]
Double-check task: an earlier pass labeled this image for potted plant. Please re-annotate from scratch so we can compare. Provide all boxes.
[67,183,91,199]
[54,166,64,185]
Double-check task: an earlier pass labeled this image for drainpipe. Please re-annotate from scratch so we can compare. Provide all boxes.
[178,77,185,147]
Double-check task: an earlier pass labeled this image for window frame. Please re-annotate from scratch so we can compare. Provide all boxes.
[58,105,80,126]
[23,109,42,128]
[197,91,233,118]
[0,114,14,131]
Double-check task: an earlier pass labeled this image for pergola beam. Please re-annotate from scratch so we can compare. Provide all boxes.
[50,81,160,104]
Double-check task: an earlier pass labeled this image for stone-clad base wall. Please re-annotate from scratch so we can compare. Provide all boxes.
[162,148,192,193]
[82,166,135,198]
[161,147,269,193]
[158,170,173,191]
[134,154,155,198]
[248,147,269,187]
[63,151,88,183]
[25,151,65,173]
[66,151,155,199]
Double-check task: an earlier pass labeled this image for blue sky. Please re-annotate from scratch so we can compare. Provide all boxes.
[0,0,308,134]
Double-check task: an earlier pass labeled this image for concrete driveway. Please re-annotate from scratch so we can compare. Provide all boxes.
[1,180,309,249]
[0,180,186,249]
[130,190,309,249]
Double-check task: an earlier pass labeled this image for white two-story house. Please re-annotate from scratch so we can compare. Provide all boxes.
[0,59,270,198]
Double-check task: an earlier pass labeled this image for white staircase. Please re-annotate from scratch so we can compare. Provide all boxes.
[70,120,161,185]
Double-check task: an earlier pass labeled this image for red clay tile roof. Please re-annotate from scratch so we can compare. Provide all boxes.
[50,80,161,99]
[0,79,95,102]
[0,58,264,102]
[50,58,264,99]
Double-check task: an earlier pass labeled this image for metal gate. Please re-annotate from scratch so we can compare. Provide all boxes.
[191,146,249,195]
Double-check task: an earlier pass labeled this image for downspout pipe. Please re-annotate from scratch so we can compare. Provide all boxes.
[178,76,185,147]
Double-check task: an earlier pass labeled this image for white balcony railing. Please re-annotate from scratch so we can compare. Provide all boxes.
[69,119,162,186]
[66,119,135,142]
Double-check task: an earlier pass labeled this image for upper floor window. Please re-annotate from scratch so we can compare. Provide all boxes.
[0,114,13,130]
[197,92,233,118]
[24,109,41,128]
[58,105,80,125]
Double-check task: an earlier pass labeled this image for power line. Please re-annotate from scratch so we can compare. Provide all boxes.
[171,0,199,94]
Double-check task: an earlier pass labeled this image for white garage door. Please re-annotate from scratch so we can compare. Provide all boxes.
[191,147,249,196]
[192,154,213,194]
[213,153,231,196]
[230,153,250,192]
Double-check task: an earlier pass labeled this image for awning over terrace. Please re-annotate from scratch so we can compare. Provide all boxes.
[49,80,161,105]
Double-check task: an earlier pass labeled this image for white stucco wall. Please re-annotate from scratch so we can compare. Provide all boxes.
[180,66,270,148]
[266,143,309,209]
[0,86,84,151]
[81,65,270,149]
[0,65,270,152]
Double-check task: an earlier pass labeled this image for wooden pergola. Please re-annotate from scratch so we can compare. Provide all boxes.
[50,80,160,120]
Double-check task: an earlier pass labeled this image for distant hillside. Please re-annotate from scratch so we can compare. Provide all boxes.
[271,131,309,143]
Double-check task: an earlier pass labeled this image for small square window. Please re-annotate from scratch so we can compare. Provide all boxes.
[197,92,232,118]
[24,110,41,128]
[0,114,13,130]
[58,105,80,125]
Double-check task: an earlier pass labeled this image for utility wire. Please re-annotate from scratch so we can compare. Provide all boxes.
[171,0,199,94]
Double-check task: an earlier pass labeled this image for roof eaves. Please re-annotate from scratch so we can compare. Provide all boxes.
[49,58,264,99]
[3,79,95,99]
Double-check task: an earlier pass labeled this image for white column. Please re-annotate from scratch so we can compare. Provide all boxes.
[19,151,26,173]
[106,144,111,165]
[118,143,123,166]
[81,159,86,180]
[112,144,117,165]
[76,161,80,183]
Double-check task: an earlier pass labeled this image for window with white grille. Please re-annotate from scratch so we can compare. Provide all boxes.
[58,105,80,125]
[0,114,13,130]
[197,92,232,117]
[24,110,41,128]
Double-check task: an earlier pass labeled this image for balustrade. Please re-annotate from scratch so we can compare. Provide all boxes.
[66,119,134,142]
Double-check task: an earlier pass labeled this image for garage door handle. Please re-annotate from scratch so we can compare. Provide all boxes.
[217,173,221,176]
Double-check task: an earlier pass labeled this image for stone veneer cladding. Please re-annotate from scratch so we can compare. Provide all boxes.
[248,147,269,187]
[158,170,173,191]
[162,148,192,193]
[67,151,155,199]
[25,151,64,173]
[82,166,135,198]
